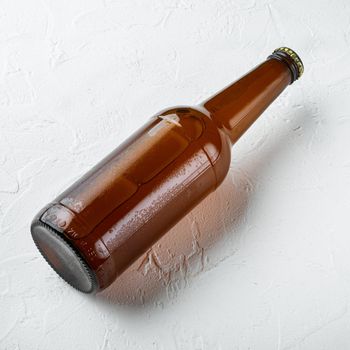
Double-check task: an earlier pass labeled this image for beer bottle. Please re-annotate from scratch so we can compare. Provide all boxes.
[31,47,304,293]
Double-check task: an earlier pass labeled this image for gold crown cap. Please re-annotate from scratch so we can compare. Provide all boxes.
[273,47,304,79]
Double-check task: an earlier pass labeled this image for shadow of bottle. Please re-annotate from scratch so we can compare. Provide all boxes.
[94,107,311,308]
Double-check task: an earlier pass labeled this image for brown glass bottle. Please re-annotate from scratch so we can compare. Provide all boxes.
[31,47,304,293]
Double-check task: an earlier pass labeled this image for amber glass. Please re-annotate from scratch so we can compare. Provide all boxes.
[31,48,303,293]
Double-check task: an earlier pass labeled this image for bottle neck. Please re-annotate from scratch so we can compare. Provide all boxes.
[201,57,293,144]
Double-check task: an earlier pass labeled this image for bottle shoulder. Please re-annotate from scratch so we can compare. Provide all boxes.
[155,106,232,186]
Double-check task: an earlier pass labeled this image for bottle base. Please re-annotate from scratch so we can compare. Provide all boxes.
[31,221,98,294]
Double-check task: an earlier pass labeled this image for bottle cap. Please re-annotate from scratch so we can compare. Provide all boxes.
[269,47,304,83]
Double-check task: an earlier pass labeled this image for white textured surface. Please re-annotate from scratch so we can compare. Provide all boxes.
[1,0,350,349]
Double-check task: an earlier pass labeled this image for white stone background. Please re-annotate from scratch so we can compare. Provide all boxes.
[0,0,350,349]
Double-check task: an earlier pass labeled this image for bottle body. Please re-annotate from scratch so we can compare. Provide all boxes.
[32,107,231,292]
[31,48,303,293]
